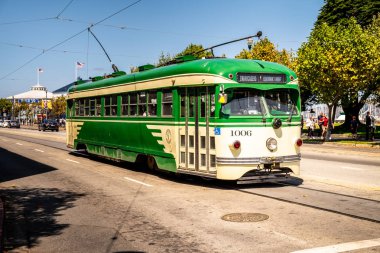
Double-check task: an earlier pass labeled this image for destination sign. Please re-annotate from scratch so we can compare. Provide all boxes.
[237,73,286,84]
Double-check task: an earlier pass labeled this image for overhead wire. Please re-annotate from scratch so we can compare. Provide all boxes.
[0,41,83,54]
[56,0,75,18]
[0,17,56,26]
[0,0,142,81]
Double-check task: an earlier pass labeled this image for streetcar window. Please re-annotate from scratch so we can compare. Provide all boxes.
[67,99,74,117]
[105,95,117,116]
[89,98,96,116]
[221,89,264,116]
[138,92,147,116]
[129,93,137,116]
[77,99,85,116]
[180,92,186,118]
[189,92,195,118]
[121,94,128,116]
[162,90,173,117]
[75,100,80,116]
[264,89,298,116]
[84,99,90,116]
[200,93,206,118]
[96,98,101,116]
[147,91,157,116]
[210,94,215,117]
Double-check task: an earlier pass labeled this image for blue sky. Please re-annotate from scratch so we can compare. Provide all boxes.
[0,0,324,98]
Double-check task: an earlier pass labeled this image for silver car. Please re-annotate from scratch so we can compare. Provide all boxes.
[2,120,10,128]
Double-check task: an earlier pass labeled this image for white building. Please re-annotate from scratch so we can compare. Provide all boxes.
[7,83,53,102]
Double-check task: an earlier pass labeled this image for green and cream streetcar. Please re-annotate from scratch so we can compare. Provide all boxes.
[66,56,302,184]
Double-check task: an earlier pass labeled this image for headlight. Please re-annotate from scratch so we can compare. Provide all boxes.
[266,138,277,151]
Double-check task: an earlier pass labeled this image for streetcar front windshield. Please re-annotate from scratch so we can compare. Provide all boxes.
[220,88,298,117]
[264,89,298,116]
[221,89,264,116]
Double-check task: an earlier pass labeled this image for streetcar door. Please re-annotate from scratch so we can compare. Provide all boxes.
[179,87,216,174]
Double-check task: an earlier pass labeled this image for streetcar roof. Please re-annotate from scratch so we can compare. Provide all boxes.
[67,58,297,94]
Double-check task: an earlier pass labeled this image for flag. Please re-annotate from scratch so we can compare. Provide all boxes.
[76,62,85,68]
[38,68,43,73]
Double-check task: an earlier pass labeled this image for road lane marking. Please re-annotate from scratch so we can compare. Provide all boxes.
[66,158,79,164]
[34,149,44,153]
[123,176,153,187]
[16,143,23,145]
[340,166,361,171]
[291,237,380,253]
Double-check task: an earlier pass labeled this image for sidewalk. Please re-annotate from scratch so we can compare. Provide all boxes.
[19,123,66,132]
[302,133,380,149]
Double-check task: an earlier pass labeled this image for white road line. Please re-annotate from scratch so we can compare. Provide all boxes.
[66,158,80,164]
[34,149,44,153]
[291,238,380,253]
[123,176,153,187]
[340,166,361,171]
[16,143,23,145]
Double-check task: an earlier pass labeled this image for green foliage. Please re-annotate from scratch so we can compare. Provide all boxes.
[176,44,213,59]
[0,98,12,115]
[296,18,380,107]
[316,0,380,27]
[51,96,66,118]
[157,51,173,66]
[235,37,295,69]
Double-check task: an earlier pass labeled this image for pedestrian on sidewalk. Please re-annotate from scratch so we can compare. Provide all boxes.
[321,114,328,141]
[366,112,376,141]
[350,115,359,139]
[317,112,323,137]
[306,116,315,139]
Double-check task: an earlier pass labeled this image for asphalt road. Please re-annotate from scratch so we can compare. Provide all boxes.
[0,128,379,253]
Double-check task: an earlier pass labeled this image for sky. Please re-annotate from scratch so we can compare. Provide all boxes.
[0,0,324,98]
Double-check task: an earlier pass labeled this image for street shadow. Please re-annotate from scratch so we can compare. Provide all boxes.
[68,151,304,190]
[0,187,85,251]
[0,147,57,183]
[0,147,85,251]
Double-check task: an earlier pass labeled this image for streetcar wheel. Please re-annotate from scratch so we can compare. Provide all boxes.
[147,156,158,170]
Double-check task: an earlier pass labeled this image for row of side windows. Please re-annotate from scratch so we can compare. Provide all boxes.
[72,90,173,117]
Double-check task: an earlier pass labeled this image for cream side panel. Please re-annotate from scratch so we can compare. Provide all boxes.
[67,74,236,99]
[66,121,84,148]
[215,126,301,179]
[146,125,177,159]
[216,126,301,158]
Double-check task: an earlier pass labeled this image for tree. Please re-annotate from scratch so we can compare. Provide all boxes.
[297,18,380,138]
[13,101,29,119]
[157,51,173,66]
[176,44,213,59]
[0,98,12,118]
[51,96,66,118]
[234,37,316,109]
[235,37,295,69]
[316,0,380,27]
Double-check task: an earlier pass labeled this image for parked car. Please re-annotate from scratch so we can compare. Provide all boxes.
[38,119,59,132]
[2,120,10,128]
[9,120,20,128]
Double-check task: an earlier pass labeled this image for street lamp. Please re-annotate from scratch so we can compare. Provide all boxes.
[247,38,253,50]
